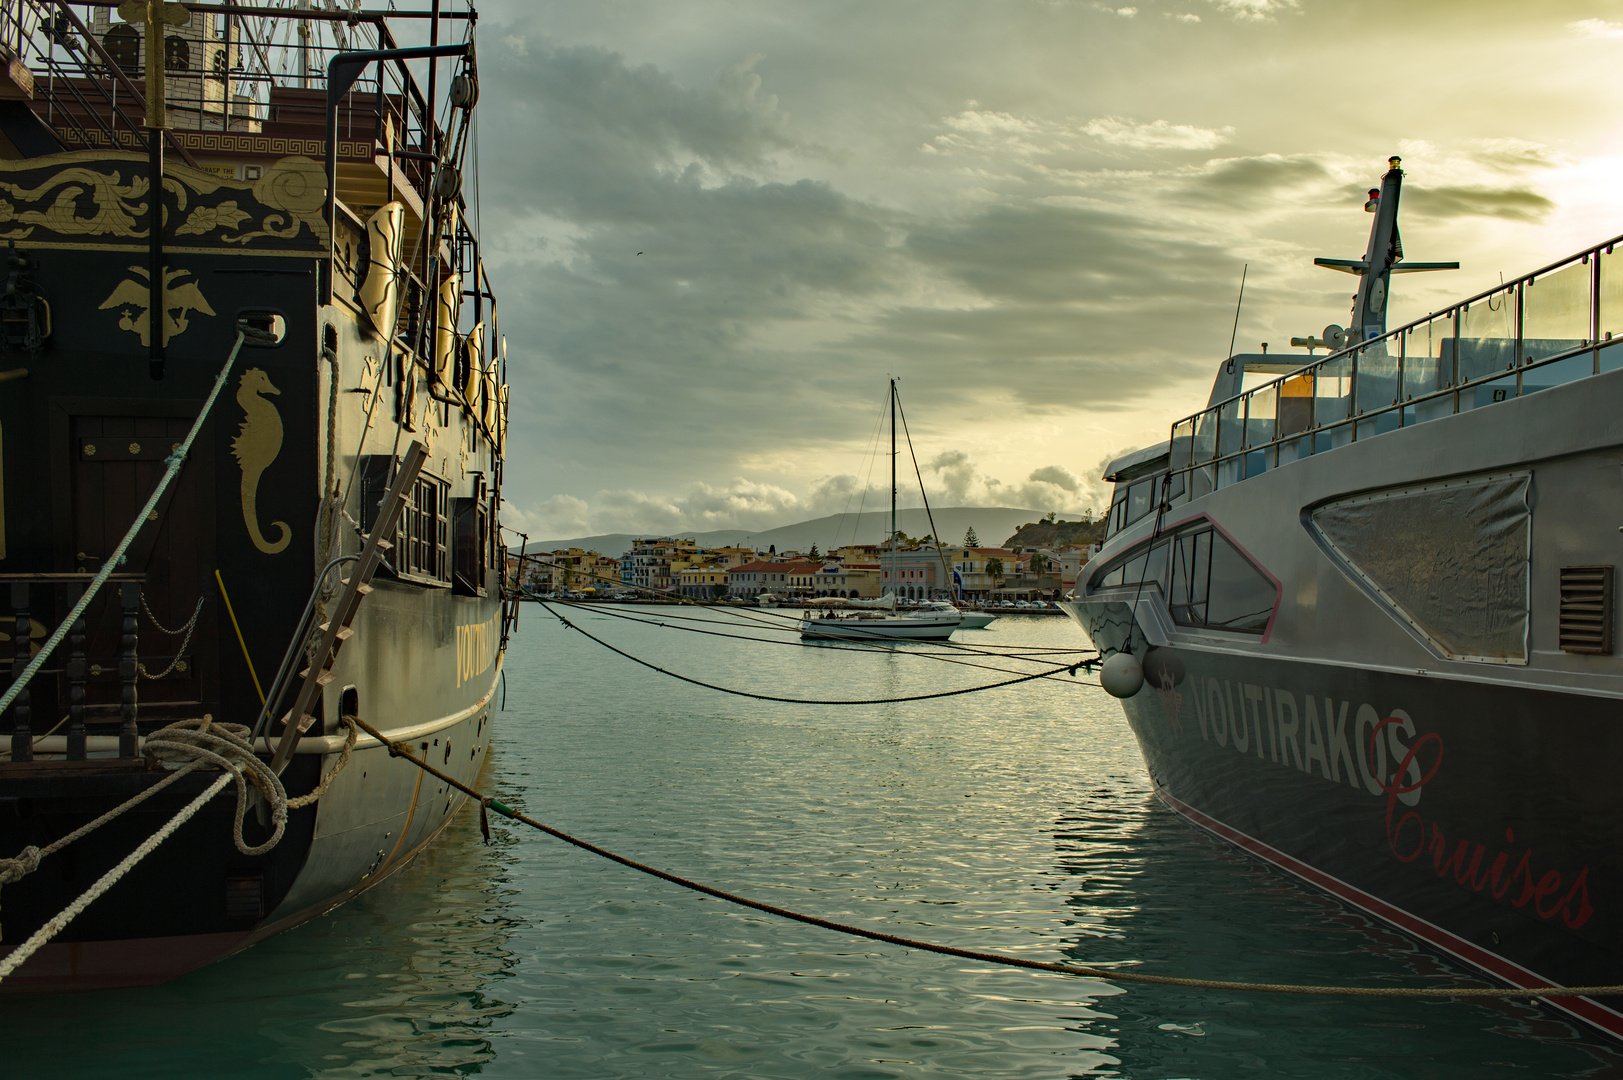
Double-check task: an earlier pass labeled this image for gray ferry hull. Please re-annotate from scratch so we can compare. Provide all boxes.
[1061,608,1623,1036]
[1066,353,1623,1039]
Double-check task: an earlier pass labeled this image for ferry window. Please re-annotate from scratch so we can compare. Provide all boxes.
[1125,480,1153,526]
[1168,528,1273,633]
[1107,493,1126,536]
[1167,530,1210,624]
[1206,538,1274,630]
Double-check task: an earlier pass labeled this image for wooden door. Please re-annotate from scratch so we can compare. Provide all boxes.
[69,414,215,713]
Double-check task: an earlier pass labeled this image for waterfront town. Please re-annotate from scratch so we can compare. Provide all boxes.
[508,522,1101,605]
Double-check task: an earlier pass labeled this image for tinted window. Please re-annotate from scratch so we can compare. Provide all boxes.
[1093,524,1275,635]
[1167,529,1210,625]
[1205,536,1274,631]
[1126,480,1153,525]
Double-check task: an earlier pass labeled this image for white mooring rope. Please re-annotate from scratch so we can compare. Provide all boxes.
[0,773,231,982]
[0,330,246,718]
[0,715,357,964]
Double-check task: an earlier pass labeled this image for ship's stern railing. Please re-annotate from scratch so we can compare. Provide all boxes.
[1167,238,1623,505]
[2,574,148,763]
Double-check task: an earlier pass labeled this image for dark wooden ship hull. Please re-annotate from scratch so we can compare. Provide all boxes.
[0,14,510,988]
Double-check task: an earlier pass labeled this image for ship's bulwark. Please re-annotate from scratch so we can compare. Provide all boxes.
[1079,613,1623,1034]
[0,187,505,988]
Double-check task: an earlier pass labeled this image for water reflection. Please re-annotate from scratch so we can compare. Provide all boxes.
[7,613,1623,1078]
[0,760,521,1080]
[1048,796,1623,1077]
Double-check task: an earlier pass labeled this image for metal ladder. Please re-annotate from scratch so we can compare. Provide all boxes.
[269,440,427,773]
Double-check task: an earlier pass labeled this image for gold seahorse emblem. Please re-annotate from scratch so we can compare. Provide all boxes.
[232,368,290,554]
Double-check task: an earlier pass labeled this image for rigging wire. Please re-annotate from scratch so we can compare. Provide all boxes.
[893,388,955,596]
[507,557,1089,667]
[542,602,1095,704]
[542,599,1096,683]
[833,386,892,554]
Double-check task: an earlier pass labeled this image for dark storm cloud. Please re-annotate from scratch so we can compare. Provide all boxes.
[476,31,1247,481]
[905,201,1237,303]
[1171,153,1333,209]
[478,36,914,464]
[1400,184,1555,223]
[469,1,1600,538]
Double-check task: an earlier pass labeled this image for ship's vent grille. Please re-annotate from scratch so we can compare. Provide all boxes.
[1559,565,1613,655]
[225,871,264,921]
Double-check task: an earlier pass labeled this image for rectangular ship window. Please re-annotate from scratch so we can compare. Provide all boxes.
[453,494,489,596]
[1559,565,1613,655]
[359,455,451,587]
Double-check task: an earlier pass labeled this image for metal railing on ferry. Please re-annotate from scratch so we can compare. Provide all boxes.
[1164,236,1623,508]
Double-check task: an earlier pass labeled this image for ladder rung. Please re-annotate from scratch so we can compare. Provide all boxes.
[317,623,356,642]
[296,668,337,687]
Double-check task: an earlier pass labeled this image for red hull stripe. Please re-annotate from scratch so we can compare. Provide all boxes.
[1158,786,1623,1038]
[0,930,250,993]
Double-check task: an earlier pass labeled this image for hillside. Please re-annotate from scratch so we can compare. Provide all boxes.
[528,506,1047,558]
[1002,516,1106,550]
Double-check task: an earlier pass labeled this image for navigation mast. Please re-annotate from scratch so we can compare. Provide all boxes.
[1312,156,1458,343]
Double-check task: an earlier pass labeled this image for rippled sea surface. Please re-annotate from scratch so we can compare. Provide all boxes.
[7,604,1623,1078]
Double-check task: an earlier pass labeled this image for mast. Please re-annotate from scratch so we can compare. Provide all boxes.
[890,378,897,599]
[1313,156,1457,344]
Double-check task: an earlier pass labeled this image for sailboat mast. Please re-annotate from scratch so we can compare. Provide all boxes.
[890,379,897,597]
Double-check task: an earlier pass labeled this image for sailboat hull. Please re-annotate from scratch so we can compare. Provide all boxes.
[799,614,962,641]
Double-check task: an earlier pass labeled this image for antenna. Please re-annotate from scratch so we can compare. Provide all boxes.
[1226,263,1248,365]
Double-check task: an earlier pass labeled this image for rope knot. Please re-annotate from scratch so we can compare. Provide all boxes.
[0,845,41,886]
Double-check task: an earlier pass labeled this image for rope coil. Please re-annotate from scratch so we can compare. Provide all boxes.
[0,714,356,947]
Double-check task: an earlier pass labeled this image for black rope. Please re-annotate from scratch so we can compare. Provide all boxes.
[546,599,1096,680]
[542,602,1091,704]
[513,569,1092,667]
[354,715,1623,1001]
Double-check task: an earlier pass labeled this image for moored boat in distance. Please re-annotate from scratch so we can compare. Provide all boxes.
[920,601,996,629]
[1064,155,1623,1039]
[0,1,510,990]
[799,605,963,642]
[801,379,962,642]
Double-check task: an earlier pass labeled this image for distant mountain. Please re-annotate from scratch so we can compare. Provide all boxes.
[526,507,1049,559]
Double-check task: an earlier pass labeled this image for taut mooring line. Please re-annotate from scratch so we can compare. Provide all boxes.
[354,713,1622,1002]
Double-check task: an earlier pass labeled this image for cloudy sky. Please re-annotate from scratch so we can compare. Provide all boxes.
[464,0,1623,540]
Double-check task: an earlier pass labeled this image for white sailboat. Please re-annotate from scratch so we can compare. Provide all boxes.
[919,601,997,630]
[800,381,963,642]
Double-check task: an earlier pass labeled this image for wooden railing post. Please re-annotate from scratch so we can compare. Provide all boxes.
[66,583,87,760]
[119,581,139,758]
[8,583,29,762]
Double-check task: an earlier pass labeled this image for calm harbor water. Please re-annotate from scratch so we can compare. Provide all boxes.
[6,604,1623,1078]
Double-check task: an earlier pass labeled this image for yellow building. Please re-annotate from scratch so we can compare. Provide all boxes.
[676,565,730,598]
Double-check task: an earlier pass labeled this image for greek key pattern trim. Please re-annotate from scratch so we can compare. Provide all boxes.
[55,128,373,161]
